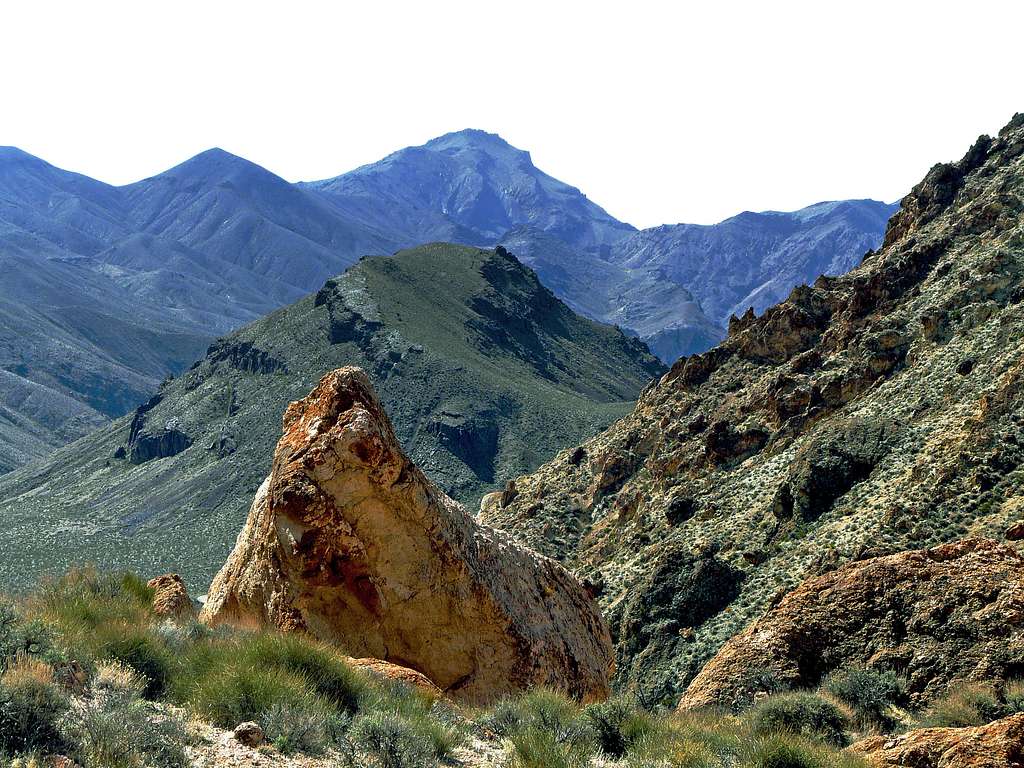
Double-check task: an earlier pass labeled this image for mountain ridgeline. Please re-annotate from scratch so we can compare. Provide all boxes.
[0,132,893,474]
[0,243,663,592]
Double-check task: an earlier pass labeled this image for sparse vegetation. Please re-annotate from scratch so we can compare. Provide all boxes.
[822,666,904,729]
[22,566,1024,767]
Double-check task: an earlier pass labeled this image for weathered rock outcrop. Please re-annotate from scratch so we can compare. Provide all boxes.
[146,573,196,620]
[200,367,613,704]
[849,712,1024,768]
[679,540,1024,711]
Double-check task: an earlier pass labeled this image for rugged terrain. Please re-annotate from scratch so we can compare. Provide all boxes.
[0,243,662,593]
[1,133,893,473]
[484,113,1024,705]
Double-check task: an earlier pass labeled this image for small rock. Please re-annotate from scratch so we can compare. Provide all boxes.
[147,573,196,620]
[233,721,264,747]
[1006,521,1024,541]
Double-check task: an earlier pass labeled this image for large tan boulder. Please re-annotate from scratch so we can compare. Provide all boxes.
[849,713,1024,767]
[200,367,613,704]
[679,539,1024,711]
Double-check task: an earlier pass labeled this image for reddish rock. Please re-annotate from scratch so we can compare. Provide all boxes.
[146,573,195,620]
[679,539,1024,711]
[849,712,1024,767]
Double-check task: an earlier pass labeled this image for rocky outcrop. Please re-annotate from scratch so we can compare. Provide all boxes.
[200,367,613,705]
[346,658,444,700]
[849,712,1024,768]
[146,573,196,620]
[128,427,192,464]
[679,540,1024,711]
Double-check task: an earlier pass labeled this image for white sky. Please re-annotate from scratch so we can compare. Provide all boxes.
[3,1,1022,227]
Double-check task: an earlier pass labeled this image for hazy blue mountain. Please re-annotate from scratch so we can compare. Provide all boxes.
[123,148,399,291]
[0,136,896,474]
[303,129,636,250]
[611,200,900,324]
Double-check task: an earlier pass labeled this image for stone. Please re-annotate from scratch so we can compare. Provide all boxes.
[346,657,444,700]
[128,427,192,465]
[233,721,264,747]
[200,367,613,705]
[146,573,196,620]
[679,539,1024,711]
[1006,521,1024,541]
[849,712,1024,768]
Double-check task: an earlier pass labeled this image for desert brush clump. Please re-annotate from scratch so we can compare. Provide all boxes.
[919,679,1024,728]
[822,666,905,730]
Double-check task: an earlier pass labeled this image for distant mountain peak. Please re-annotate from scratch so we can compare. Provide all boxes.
[424,128,525,156]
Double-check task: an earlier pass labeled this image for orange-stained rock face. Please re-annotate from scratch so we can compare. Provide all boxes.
[200,367,613,704]
[849,713,1024,768]
[146,573,195,620]
[345,657,444,700]
[679,539,1024,711]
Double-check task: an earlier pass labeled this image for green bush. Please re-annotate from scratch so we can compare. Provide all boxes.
[0,660,69,755]
[366,679,464,760]
[64,695,190,768]
[484,688,593,748]
[350,710,433,768]
[822,667,904,728]
[922,680,1024,728]
[583,696,663,757]
[508,726,592,768]
[182,661,316,728]
[243,632,367,715]
[749,693,848,747]
[258,699,342,755]
[98,629,174,698]
[743,732,867,768]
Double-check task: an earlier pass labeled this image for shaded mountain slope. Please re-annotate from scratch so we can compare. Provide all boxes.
[304,129,635,250]
[483,114,1024,704]
[610,199,899,324]
[0,243,663,593]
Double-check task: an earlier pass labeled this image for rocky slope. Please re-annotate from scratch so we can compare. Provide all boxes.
[850,713,1024,768]
[202,368,613,704]
[680,539,1024,710]
[483,113,1024,704]
[0,243,662,593]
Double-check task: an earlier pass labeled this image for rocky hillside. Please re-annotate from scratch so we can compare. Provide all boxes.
[0,243,663,593]
[483,113,1024,705]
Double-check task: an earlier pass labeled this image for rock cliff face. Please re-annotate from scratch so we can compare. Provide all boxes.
[850,712,1024,768]
[483,113,1024,703]
[201,367,613,705]
[679,539,1024,710]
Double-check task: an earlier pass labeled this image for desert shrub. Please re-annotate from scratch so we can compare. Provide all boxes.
[583,695,664,757]
[183,661,316,728]
[64,695,190,768]
[922,680,1024,728]
[748,692,848,746]
[483,688,593,749]
[349,710,433,768]
[97,629,173,698]
[91,660,148,701]
[365,679,464,760]
[744,731,869,768]
[731,667,792,711]
[258,699,344,755]
[822,667,904,728]
[0,603,64,672]
[243,632,367,715]
[0,656,70,754]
